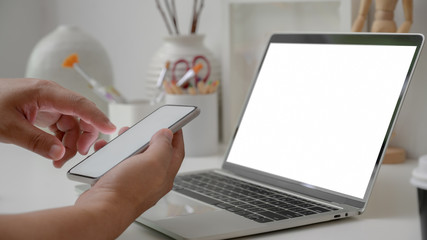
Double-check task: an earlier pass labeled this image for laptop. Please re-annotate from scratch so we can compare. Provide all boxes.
[137,33,424,240]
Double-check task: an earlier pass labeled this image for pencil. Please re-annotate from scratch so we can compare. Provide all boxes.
[171,83,183,94]
[156,61,170,88]
[188,84,197,95]
[207,80,219,93]
[197,81,207,94]
[163,82,174,94]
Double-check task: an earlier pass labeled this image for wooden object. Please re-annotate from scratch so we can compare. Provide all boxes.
[383,147,406,164]
[352,1,413,164]
[352,0,413,33]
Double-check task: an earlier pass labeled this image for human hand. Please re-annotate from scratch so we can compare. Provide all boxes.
[93,128,184,209]
[75,129,185,235]
[0,78,116,167]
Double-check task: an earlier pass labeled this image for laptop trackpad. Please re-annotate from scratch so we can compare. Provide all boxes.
[142,191,219,220]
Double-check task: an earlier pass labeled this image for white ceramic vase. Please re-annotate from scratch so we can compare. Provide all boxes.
[26,25,114,113]
[146,35,221,100]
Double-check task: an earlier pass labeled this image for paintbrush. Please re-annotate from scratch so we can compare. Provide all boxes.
[62,53,126,103]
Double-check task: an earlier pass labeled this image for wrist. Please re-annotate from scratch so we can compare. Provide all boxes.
[74,187,140,237]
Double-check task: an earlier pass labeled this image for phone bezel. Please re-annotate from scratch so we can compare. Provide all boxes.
[67,104,200,185]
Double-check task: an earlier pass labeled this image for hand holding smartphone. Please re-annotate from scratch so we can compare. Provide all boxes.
[67,104,200,185]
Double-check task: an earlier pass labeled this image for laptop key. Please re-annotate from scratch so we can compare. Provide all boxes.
[308,206,330,213]
[253,217,274,223]
[234,210,252,217]
[287,207,306,213]
[216,203,234,209]
[174,188,222,206]
[298,203,315,208]
[266,206,285,212]
[226,207,243,212]
[276,210,303,218]
[299,210,317,216]
[246,214,273,223]
[258,211,289,221]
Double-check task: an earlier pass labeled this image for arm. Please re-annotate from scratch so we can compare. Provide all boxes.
[0,129,185,239]
[0,78,185,238]
[351,0,372,32]
[397,0,413,33]
[0,206,112,240]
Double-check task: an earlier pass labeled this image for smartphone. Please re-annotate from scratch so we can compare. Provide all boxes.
[67,104,200,185]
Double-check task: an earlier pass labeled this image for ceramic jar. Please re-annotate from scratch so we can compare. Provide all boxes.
[146,35,220,100]
[26,25,114,113]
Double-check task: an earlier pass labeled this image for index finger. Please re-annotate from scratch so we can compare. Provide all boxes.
[37,81,116,134]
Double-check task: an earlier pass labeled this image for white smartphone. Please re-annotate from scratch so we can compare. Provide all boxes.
[67,104,200,185]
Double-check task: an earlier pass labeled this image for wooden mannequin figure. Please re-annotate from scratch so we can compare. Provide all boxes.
[352,0,414,164]
[352,0,413,33]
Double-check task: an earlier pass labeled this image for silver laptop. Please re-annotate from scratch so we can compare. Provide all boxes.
[137,33,424,240]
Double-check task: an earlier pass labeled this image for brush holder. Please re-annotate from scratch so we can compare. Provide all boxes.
[165,92,219,156]
[146,35,220,101]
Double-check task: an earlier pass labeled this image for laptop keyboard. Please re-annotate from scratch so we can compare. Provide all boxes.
[173,172,339,223]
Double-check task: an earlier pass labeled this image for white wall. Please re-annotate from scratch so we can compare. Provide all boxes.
[0,1,47,77]
[1,0,426,159]
[389,0,427,159]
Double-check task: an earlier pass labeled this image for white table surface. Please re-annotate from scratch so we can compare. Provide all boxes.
[0,142,422,240]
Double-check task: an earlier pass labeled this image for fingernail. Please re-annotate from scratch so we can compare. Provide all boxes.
[108,121,116,129]
[48,144,63,160]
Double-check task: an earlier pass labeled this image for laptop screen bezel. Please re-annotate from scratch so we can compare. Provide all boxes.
[223,33,424,209]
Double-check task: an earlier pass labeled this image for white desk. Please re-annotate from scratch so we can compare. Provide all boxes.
[0,143,422,239]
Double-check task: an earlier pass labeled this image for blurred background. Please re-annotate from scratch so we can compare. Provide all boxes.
[1,0,427,160]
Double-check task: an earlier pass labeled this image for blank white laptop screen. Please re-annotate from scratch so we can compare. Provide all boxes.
[227,43,416,199]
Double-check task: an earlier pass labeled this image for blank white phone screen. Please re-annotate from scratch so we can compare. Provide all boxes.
[226,43,416,199]
[69,105,196,178]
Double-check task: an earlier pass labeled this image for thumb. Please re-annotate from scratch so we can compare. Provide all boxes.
[150,129,173,149]
[11,119,65,160]
[144,129,174,161]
